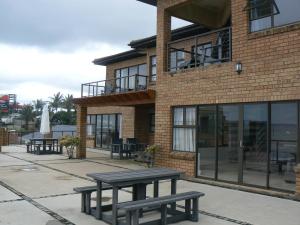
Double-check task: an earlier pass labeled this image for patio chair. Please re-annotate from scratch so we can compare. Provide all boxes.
[111,138,123,159]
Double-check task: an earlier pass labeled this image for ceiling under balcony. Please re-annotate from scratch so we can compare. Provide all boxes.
[138,0,231,29]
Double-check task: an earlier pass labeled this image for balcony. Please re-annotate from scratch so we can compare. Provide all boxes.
[75,74,155,107]
[167,27,231,72]
[81,74,148,97]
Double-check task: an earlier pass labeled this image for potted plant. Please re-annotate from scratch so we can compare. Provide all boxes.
[60,136,80,159]
[144,145,160,167]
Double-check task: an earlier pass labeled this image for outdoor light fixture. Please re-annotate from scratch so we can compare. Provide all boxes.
[235,61,242,74]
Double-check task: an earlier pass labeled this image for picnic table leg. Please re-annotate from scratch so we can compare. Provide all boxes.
[170,179,177,211]
[132,210,139,225]
[112,186,119,225]
[161,204,167,225]
[81,193,86,213]
[153,181,159,197]
[96,181,102,220]
[126,211,132,225]
[192,197,199,222]
[185,199,191,220]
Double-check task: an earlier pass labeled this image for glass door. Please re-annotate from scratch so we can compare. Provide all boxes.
[217,105,240,182]
[242,103,268,187]
[269,102,297,191]
[95,115,102,148]
[197,106,217,178]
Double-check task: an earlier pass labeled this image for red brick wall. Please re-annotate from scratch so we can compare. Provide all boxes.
[296,165,300,197]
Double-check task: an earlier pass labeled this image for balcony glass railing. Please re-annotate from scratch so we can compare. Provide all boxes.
[168,27,231,72]
[81,74,148,97]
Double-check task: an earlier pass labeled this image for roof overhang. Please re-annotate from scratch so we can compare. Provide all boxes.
[73,89,155,107]
[93,50,146,66]
[137,0,157,6]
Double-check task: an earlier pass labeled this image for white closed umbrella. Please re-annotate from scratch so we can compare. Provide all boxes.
[40,104,50,135]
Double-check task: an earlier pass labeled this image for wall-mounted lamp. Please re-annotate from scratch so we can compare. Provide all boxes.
[235,61,242,74]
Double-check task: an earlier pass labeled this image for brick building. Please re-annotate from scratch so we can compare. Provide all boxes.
[74,0,300,196]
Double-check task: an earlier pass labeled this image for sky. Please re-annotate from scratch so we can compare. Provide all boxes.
[0,0,189,104]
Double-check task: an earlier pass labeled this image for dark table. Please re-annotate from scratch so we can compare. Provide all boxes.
[28,138,61,155]
[87,168,182,225]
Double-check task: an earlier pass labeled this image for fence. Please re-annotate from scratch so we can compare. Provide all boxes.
[8,130,76,145]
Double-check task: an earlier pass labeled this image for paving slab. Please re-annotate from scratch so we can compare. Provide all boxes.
[5,152,68,162]
[0,164,93,198]
[0,153,32,167]
[44,161,128,179]
[0,185,20,202]
[0,201,58,225]
[152,180,300,225]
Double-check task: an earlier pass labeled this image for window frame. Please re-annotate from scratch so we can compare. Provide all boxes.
[245,0,300,33]
[149,113,155,133]
[150,55,157,82]
[114,63,147,91]
[169,49,185,72]
[172,106,197,152]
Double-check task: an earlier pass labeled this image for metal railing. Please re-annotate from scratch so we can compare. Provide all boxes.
[81,74,148,97]
[8,130,76,145]
[168,27,232,72]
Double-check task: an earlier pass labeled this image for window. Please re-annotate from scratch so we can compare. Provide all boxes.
[149,113,155,133]
[170,50,185,72]
[86,115,96,136]
[150,56,157,82]
[173,107,196,152]
[115,64,147,91]
[247,0,300,32]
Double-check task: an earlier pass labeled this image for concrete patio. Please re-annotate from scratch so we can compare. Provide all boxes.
[0,145,299,225]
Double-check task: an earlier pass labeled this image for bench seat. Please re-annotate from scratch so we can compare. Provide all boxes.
[118,191,204,225]
[74,184,112,214]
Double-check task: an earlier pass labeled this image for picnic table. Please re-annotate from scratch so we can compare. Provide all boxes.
[27,138,62,155]
[87,168,182,225]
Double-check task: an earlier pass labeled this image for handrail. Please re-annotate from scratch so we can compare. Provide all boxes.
[81,74,149,97]
[168,27,232,72]
[168,26,231,45]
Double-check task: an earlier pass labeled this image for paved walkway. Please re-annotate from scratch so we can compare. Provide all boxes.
[0,145,299,225]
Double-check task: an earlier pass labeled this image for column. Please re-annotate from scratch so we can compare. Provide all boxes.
[77,105,87,159]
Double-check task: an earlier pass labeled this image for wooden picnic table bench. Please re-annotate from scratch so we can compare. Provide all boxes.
[118,191,205,225]
[87,168,183,225]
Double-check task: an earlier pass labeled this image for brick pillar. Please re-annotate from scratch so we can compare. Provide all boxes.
[77,105,87,159]
[156,2,171,76]
[295,165,300,197]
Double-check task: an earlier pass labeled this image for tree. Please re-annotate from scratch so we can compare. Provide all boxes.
[62,94,74,113]
[49,92,63,113]
[32,99,45,116]
[20,104,35,131]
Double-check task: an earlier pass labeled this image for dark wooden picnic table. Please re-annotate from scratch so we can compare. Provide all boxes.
[28,138,61,155]
[87,168,182,225]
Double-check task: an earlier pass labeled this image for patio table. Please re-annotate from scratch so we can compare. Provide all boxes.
[28,138,60,155]
[87,168,182,225]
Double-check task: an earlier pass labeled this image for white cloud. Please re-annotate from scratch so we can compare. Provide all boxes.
[0,43,127,103]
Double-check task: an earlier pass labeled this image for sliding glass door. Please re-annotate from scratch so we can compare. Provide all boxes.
[95,114,121,149]
[197,106,216,178]
[194,101,299,191]
[269,102,298,191]
[242,103,268,186]
[217,105,240,182]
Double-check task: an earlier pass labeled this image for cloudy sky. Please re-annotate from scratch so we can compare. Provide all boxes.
[0,0,188,104]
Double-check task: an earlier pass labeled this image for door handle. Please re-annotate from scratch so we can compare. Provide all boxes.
[240,140,243,148]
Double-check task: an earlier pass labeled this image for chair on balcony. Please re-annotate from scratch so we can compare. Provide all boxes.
[110,138,123,159]
[102,84,114,95]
